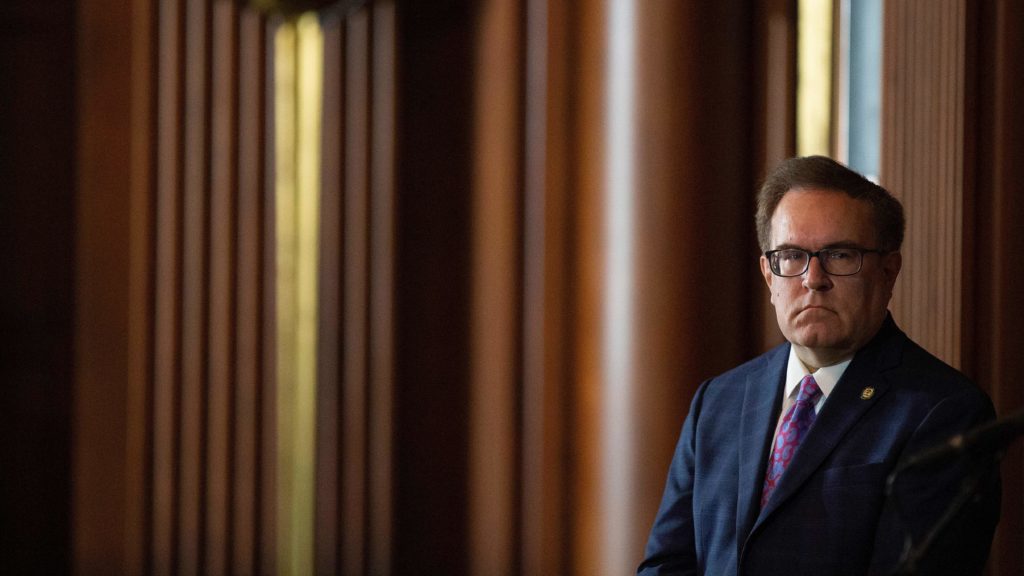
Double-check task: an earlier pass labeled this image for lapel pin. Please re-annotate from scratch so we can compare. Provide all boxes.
[861,387,875,400]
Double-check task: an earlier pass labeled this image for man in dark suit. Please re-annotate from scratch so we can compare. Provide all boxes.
[638,156,1000,575]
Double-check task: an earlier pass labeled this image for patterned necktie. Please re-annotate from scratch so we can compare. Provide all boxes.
[761,374,823,507]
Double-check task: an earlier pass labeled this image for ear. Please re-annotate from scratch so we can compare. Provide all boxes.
[760,255,775,301]
[882,251,902,291]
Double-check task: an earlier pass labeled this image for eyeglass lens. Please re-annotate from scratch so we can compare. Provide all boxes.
[771,248,863,276]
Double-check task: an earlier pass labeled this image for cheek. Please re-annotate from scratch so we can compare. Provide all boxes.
[773,283,799,306]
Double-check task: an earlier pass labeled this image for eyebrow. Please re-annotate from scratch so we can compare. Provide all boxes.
[771,241,866,251]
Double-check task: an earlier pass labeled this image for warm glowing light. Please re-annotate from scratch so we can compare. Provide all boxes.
[797,0,833,156]
[274,13,322,576]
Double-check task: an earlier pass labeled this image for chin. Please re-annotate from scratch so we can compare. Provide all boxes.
[788,329,845,350]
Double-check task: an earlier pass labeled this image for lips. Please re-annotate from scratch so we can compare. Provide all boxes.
[798,304,834,315]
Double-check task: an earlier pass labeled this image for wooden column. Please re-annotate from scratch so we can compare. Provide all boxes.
[572,1,758,573]
[391,3,476,574]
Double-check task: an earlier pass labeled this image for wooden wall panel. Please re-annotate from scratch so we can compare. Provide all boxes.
[72,1,1024,574]
[883,1,1024,574]
[882,0,966,366]
[125,2,275,574]
[318,6,398,575]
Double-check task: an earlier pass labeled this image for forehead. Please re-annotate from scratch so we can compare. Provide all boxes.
[770,188,876,247]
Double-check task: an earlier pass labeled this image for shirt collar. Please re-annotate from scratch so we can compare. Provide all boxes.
[784,346,852,401]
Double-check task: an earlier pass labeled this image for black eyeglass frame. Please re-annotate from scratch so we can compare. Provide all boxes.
[763,247,889,277]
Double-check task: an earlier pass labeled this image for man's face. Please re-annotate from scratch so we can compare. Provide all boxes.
[760,188,902,368]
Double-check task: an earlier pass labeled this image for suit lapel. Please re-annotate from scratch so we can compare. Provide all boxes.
[754,316,905,525]
[736,345,788,550]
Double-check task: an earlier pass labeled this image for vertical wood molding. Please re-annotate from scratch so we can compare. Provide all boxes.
[260,19,279,573]
[315,13,344,576]
[521,0,571,573]
[571,1,608,570]
[368,3,397,572]
[206,2,240,574]
[152,1,186,572]
[234,10,269,575]
[341,10,371,576]
[178,0,213,571]
[469,1,523,574]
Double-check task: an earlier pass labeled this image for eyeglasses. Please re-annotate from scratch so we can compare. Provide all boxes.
[764,247,887,277]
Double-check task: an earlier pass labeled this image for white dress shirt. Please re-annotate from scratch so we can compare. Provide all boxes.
[770,347,852,445]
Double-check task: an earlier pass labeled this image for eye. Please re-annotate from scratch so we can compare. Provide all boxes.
[778,249,806,262]
[826,248,857,261]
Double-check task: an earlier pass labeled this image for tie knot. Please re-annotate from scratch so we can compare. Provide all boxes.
[796,375,822,403]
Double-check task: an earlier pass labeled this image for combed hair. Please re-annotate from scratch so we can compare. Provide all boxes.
[755,155,906,253]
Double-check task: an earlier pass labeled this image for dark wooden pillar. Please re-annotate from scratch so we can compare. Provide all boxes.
[969,2,1024,574]
[570,2,758,572]
[392,2,477,573]
[1,1,77,573]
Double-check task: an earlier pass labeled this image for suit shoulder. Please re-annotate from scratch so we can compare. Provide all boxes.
[700,342,788,392]
[892,337,989,405]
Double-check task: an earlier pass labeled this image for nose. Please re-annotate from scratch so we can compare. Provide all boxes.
[802,254,833,291]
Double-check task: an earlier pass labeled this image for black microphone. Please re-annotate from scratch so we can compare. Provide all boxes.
[894,406,1024,472]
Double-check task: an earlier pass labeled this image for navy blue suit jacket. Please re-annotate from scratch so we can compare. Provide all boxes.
[639,316,1000,575]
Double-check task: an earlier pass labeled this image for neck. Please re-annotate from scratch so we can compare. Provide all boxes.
[793,346,855,372]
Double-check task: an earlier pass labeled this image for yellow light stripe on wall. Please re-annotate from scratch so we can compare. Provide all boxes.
[274,12,322,576]
[797,0,833,157]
